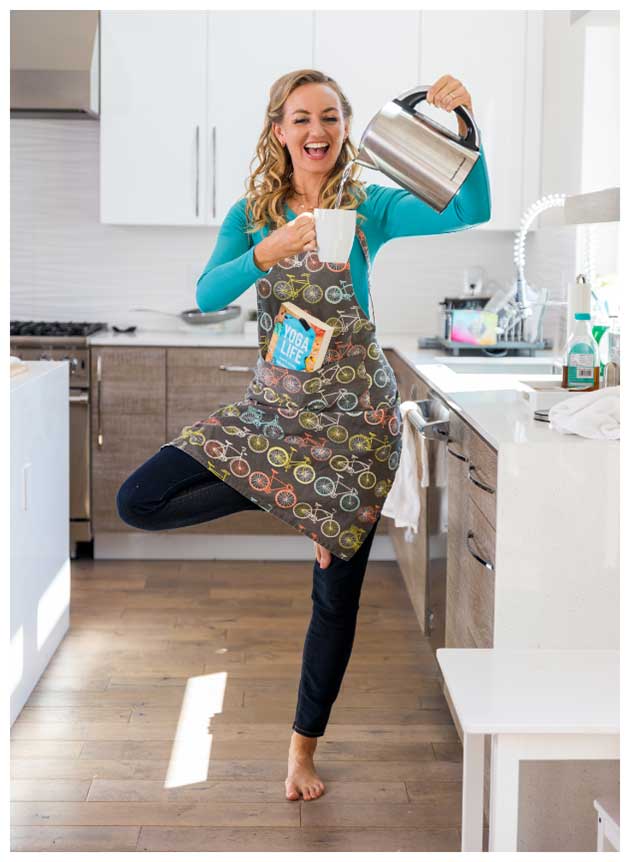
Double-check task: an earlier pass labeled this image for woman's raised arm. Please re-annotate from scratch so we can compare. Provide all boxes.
[366,143,491,244]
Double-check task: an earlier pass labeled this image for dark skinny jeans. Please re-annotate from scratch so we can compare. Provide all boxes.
[116,444,379,738]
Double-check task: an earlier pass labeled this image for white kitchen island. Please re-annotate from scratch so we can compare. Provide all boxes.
[410,359,620,651]
[11,361,70,724]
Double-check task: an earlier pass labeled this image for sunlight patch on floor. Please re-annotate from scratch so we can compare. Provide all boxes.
[164,671,227,788]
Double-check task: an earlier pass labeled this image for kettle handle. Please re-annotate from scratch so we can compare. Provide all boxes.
[394,87,479,151]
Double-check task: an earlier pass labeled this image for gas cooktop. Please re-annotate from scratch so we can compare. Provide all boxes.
[10,320,108,337]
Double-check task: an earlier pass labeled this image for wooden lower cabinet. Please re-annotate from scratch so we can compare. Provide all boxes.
[464,499,496,649]
[90,347,167,531]
[467,425,498,530]
[445,411,476,649]
[444,409,497,650]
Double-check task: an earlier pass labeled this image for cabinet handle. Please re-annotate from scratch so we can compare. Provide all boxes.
[219,364,257,373]
[466,530,494,572]
[195,125,200,218]
[69,393,89,404]
[447,442,468,462]
[467,463,495,495]
[96,354,103,448]
[212,125,217,219]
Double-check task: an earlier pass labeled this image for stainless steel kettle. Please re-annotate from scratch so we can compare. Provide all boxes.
[356,85,481,213]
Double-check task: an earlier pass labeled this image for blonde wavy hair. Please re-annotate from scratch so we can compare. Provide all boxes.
[244,69,366,234]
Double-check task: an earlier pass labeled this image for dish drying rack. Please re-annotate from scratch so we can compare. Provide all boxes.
[424,194,566,356]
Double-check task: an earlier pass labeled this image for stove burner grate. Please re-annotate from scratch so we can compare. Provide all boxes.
[10,320,108,337]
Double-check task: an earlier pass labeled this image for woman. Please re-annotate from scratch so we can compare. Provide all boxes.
[117,69,491,802]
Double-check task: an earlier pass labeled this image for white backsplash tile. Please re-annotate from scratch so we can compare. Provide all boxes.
[11,119,575,348]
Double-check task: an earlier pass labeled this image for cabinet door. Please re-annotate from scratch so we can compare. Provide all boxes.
[314,12,420,191]
[467,429,497,529]
[166,347,259,440]
[91,348,166,530]
[419,11,543,230]
[100,12,207,225]
[444,411,475,648]
[462,500,495,648]
[207,12,314,223]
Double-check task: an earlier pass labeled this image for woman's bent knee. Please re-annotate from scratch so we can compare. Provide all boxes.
[115,478,154,530]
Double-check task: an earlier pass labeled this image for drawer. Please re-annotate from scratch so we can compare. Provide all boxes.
[466,430,497,529]
[462,499,496,648]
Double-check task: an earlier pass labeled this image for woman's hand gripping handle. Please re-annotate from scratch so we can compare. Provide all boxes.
[253,212,317,272]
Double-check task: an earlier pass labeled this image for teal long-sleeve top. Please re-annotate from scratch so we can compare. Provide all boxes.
[196,148,491,318]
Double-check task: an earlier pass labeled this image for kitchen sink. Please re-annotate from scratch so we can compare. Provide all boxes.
[439,356,560,375]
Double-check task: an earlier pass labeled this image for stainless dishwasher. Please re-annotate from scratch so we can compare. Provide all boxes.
[407,393,450,653]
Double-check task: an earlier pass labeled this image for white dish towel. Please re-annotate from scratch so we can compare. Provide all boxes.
[382,400,447,540]
[548,386,620,440]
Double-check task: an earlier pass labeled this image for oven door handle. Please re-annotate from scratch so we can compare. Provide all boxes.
[407,399,450,441]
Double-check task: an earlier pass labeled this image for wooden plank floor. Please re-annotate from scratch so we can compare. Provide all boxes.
[11,557,463,852]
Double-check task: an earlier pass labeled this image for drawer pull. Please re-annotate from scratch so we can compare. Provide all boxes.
[447,443,468,462]
[219,364,257,373]
[467,463,495,495]
[466,530,494,572]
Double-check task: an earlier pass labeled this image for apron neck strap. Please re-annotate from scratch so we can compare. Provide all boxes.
[356,225,376,328]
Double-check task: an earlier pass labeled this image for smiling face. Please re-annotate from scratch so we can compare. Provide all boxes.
[272,82,349,182]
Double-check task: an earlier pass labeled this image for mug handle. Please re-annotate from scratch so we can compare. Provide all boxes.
[394,86,479,150]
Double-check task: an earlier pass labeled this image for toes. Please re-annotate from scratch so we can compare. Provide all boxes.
[285,781,300,801]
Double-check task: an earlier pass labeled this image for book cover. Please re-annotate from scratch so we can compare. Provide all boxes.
[265,301,335,372]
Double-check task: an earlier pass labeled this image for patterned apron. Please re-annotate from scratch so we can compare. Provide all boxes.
[163,225,402,561]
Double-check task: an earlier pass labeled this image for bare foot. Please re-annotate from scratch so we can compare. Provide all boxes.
[285,731,326,801]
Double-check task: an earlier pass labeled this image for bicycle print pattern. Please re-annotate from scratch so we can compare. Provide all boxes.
[165,226,402,561]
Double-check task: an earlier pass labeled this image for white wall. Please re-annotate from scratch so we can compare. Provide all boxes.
[10,118,572,347]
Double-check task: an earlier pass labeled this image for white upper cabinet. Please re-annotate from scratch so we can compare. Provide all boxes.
[419,11,543,230]
[207,12,313,224]
[100,12,207,225]
[314,11,420,190]
[100,11,541,230]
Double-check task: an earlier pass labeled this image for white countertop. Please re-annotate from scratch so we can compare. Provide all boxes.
[84,325,615,452]
[436,649,619,734]
[10,359,69,391]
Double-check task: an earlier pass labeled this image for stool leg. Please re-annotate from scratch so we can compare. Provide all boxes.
[489,734,520,851]
[461,732,484,851]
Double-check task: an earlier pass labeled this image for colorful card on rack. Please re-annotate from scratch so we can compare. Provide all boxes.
[450,309,498,346]
[265,302,334,371]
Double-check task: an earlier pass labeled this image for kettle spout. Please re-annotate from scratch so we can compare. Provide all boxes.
[354,146,377,170]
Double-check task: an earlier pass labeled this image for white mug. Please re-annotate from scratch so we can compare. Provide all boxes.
[313,208,357,264]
